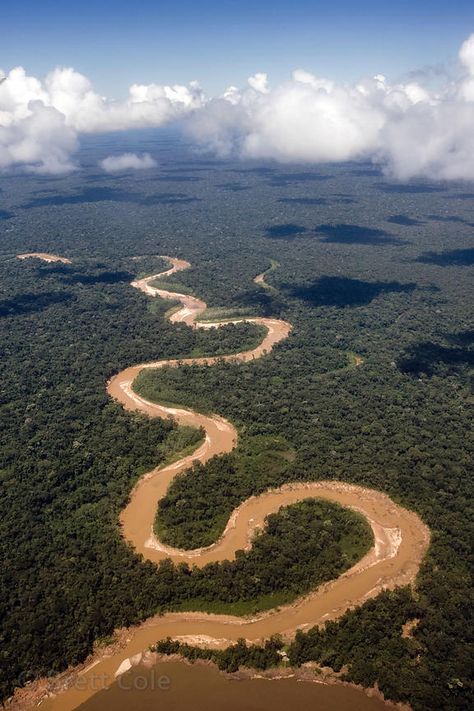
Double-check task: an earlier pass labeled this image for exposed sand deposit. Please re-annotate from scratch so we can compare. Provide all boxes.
[16,252,71,264]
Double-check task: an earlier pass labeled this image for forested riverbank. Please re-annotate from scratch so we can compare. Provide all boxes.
[1,141,472,709]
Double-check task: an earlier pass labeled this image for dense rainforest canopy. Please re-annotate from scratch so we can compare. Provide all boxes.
[0,133,472,709]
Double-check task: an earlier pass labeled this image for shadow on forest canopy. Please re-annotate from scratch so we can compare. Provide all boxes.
[350,167,383,177]
[141,194,199,205]
[266,223,308,239]
[315,223,405,245]
[278,197,328,205]
[267,172,329,187]
[284,276,416,307]
[216,183,250,192]
[426,214,474,226]
[398,330,474,377]
[331,195,357,204]
[447,192,474,200]
[229,167,280,176]
[39,264,134,285]
[165,167,213,173]
[21,187,200,208]
[59,270,133,285]
[0,291,74,318]
[445,329,474,346]
[157,175,202,182]
[416,248,474,267]
[377,183,446,194]
[387,215,423,226]
[0,209,13,220]
[235,288,284,317]
[277,196,357,206]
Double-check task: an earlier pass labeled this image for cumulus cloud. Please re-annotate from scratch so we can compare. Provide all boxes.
[43,69,204,133]
[185,32,474,180]
[0,66,202,173]
[0,100,78,174]
[247,72,269,94]
[1,33,474,178]
[100,152,157,173]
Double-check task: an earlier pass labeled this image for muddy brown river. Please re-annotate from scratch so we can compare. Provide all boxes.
[13,255,429,711]
[75,660,397,711]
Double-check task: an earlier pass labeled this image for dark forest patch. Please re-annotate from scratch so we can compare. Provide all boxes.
[398,336,474,378]
[266,223,308,239]
[416,248,474,267]
[216,183,250,192]
[267,172,329,187]
[284,276,416,307]
[387,215,422,226]
[315,223,405,246]
[0,291,74,317]
[22,188,199,208]
[378,183,446,194]
[278,197,328,205]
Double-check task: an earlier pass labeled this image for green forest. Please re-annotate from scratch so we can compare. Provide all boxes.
[0,150,473,710]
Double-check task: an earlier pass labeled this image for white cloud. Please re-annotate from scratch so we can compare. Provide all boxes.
[459,34,474,74]
[0,66,203,172]
[0,99,78,174]
[183,33,474,180]
[247,73,269,94]
[1,33,474,178]
[458,33,474,101]
[242,80,386,163]
[100,152,157,173]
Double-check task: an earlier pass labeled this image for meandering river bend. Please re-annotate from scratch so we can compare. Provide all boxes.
[13,254,430,710]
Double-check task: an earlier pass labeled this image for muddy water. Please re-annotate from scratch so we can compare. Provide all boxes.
[110,258,292,562]
[16,252,71,263]
[75,661,394,711]
[111,258,428,575]
[35,481,427,710]
[14,257,429,710]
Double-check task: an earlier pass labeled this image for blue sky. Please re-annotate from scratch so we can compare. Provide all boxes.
[2,0,474,94]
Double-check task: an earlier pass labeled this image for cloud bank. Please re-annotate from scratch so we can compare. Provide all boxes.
[100,152,157,173]
[0,67,202,173]
[1,33,474,179]
[186,34,474,181]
